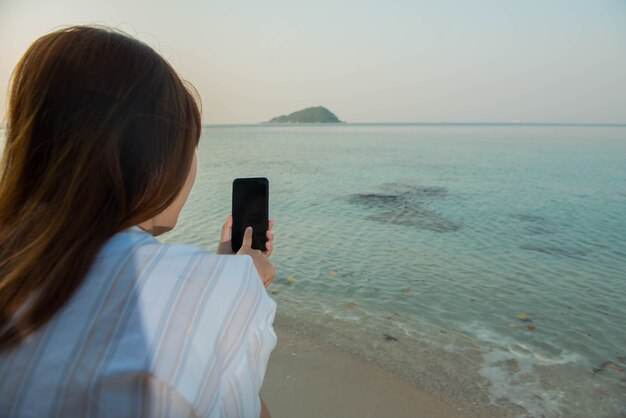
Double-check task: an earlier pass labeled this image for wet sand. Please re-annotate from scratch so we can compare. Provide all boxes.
[261,312,520,418]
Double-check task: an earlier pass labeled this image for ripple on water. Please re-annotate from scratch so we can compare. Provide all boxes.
[519,244,588,258]
[510,213,547,223]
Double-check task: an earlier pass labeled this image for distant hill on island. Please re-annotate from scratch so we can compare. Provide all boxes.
[265,106,343,123]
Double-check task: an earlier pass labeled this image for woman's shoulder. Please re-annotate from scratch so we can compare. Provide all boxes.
[90,224,273,343]
[93,226,264,309]
[99,225,252,271]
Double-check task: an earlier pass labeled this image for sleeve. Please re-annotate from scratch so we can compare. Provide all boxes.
[213,255,278,418]
[141,251,277,418]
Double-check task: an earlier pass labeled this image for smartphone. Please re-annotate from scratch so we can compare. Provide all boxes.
[231,177,269,253]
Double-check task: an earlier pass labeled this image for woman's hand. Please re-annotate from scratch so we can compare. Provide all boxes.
[216,215,274,256]
[237,226,275,288]
[216,215,275,288]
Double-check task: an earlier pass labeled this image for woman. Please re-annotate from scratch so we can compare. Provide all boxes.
[0,25,277,418]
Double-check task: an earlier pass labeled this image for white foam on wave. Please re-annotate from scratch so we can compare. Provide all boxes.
[318,302,362,322]
[459,321,585,418]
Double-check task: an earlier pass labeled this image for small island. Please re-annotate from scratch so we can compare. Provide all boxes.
[265,106,344,124]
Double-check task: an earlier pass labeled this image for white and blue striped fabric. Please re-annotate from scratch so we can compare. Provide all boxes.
[0,226,277,418]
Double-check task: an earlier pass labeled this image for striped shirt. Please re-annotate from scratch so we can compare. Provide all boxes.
[0,226,277,418]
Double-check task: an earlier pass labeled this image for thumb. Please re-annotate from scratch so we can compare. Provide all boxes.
[241,226,253,249]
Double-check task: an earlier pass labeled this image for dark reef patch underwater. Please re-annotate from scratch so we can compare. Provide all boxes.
[346,183,460,232]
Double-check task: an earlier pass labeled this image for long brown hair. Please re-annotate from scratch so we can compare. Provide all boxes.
[0,26,201,351]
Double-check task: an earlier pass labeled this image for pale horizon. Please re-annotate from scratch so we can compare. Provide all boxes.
[1,0,625,125]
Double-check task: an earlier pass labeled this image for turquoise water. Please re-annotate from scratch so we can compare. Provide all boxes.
[166,124,626,417]
[2,124,625,416]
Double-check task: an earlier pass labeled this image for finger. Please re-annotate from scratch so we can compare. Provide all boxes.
[220,215,233,242]
[241,226,253,249]
[264,228,274,256]
[216,241,234,255]
[268,219,274,231]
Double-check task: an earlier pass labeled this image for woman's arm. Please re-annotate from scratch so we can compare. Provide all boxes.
[260,397,271,418]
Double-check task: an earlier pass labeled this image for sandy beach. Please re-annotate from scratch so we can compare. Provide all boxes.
[261,311,523,418]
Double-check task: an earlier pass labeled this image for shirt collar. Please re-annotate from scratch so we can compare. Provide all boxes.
[96,225,158,259]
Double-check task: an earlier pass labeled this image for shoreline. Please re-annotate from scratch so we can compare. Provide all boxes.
[261,311,523,418]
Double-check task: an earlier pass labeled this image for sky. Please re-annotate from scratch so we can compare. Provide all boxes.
[1,0,625,124]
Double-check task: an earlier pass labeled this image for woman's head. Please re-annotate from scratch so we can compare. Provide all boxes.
[0,25,201,349]
[3,25,201,230]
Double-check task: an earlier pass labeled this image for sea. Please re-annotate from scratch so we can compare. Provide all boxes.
[2,123,626,417]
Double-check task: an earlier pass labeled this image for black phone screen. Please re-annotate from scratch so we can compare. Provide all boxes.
[231,177,269,253]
